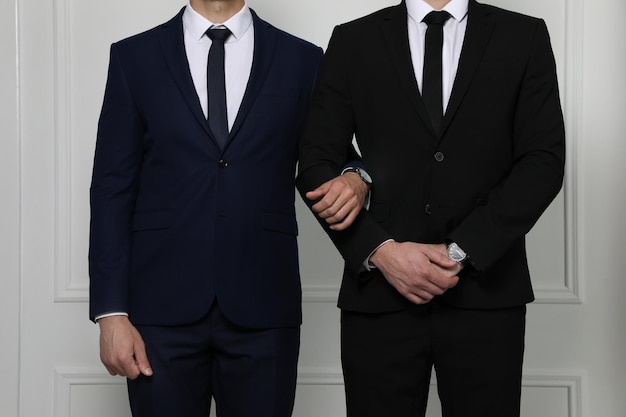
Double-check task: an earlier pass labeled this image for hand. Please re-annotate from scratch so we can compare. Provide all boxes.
[98,315,153,380]
[369,241,460,304]
[305,172,368,231]
[431,243,465,278]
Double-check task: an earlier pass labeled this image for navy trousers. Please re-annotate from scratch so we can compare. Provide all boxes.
[128,303,300,417]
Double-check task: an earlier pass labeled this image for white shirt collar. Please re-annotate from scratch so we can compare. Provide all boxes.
[183,2,253,41]
[407,0,469,24]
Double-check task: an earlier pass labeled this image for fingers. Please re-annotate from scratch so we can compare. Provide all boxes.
[305,184,329,203]
[424,244,458,268]
[98,316,152,380]
[134,343,153,377]
[100,344,142,379]
[329,207,359,231]
[306,176,365,227]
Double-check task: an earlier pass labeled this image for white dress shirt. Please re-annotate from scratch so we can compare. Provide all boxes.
[183,1,254,129]
[407,0,468,113]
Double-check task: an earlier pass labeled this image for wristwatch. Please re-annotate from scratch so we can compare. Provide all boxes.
[446,242,468,265]
[343,167,372,187]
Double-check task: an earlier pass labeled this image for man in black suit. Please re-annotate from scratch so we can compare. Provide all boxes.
[90,0,367,416]
[297,0,566,416]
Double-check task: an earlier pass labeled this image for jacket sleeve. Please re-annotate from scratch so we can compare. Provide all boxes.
[297,25,392,275]
[88,43,144,321]
[447,20,566,271]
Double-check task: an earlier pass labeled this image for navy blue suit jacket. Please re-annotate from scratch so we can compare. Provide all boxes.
[89,8,323,328]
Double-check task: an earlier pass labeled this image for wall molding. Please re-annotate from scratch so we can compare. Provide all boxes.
[53,0,88,303]
[523,370,584,417]
[559,0,584,304]
[297,367,583,417]
[54,366,582,416]
[54,368,127,417]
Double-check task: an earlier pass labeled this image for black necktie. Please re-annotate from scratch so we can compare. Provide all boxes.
[422,11,451,135]
[206,27,232,147]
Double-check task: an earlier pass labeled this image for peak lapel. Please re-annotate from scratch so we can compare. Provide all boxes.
[441,1,494,136]
[158,8,214,140]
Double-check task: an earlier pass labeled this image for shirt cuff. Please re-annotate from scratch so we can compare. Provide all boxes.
[362,239,395,271]
[95,312,128,322]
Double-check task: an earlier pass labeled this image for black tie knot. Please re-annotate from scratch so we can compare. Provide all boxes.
[422,10,451,26]
[206,27,232,42]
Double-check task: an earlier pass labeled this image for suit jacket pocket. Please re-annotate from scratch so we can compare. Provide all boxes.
[132,209,174,231]
[262,213,298,236]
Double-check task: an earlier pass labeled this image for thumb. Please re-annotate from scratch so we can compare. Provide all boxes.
[306,183,329,201]
[134,344,153,377]
[428,246,457,267]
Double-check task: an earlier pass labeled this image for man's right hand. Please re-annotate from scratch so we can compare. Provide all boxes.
[98,315,153,380]
[305,172,369,231]
[369,241,460,304]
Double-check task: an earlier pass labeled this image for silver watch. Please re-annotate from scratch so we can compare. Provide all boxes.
[446,242,467,264]
[343,167,372,187]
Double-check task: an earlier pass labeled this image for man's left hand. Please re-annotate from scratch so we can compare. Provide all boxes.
[432,243,464,277]
[305,172,368,231]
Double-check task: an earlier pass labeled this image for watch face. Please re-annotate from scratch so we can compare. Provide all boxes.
[356,168,372,185]
[447,243,466,262]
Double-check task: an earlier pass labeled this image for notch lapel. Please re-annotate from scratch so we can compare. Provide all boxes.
[227,9,277,145]
[441,1,494,136]
[158,8,215,142]
[380,3,434,134]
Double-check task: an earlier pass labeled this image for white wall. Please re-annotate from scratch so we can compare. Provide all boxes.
[0,0,20,415]
[1,0,625,416]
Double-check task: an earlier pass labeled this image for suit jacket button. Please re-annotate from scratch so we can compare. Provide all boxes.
[434,152,444,162]
[218,159,229,168]
[425,204,432,215]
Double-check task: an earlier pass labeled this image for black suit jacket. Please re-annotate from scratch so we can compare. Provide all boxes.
[297,0,566,312]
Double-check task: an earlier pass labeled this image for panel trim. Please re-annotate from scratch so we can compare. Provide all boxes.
[54,368,127,417]
[53,0,88,303]
[297,367,583,417]
[523,370,584,417]
[55,367,582,417]
[558,0,584,304]
[302,284,338,304]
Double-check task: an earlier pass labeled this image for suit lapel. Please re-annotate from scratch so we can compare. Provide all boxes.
[227,9,276,145]
[441,0,494,136]
[158,8,215,140]
[380,2,433,133]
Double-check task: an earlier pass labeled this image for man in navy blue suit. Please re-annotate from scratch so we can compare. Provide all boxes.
[89,1,368,415]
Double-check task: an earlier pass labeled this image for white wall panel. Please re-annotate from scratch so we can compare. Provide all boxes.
[55,368,131,417]
[0,0,20,415]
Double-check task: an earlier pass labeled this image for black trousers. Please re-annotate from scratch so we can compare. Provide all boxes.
[127,303,300,417]
[341,301,526,417]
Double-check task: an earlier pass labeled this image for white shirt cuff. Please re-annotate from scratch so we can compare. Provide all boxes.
[95,312,128,322]
[363,239,395,271]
